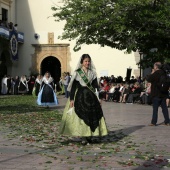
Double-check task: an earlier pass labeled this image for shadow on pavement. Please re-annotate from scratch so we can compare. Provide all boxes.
[57,125,145,145]
[100,125,145,143]
[0,125,146,166]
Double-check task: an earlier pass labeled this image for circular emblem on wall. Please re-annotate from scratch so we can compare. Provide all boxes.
[10,34,18,57]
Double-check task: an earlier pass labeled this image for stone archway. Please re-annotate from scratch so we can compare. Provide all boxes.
[31,44,71,78]
[38,53,64,74]
[41,56,61,83]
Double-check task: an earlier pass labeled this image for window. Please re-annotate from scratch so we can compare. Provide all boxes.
[2,8,8,22]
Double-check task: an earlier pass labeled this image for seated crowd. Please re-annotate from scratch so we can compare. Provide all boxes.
[1,73,170,107]
[99,76,170,107]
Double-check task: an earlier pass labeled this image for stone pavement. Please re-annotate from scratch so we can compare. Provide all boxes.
[0,96,170,170]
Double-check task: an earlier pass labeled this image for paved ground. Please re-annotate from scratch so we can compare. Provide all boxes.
[0,96,170,170]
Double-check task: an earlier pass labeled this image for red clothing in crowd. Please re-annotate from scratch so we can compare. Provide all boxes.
[103,85,110,92]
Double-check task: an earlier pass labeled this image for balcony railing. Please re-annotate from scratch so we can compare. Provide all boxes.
[0,26,24,43]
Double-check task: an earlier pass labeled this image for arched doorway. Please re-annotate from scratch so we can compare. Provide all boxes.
[0,50,11,77]
[41,56,61,83]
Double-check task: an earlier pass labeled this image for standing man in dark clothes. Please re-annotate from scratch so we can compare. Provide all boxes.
[7,75,11,94]
[14,76,20,95]
[146,62,170,126]
[28,75,35,95]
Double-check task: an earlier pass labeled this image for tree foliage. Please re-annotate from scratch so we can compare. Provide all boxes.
[52,0,170,67]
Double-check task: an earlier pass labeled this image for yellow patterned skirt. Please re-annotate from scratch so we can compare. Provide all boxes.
[60,99,108,137]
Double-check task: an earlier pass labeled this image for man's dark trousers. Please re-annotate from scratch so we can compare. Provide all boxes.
[152,97,170,125]
[64,85,69,98]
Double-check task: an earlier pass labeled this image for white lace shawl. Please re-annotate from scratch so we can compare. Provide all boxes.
[35,78,42,85]
[67,69,97,92]
[42,76,53,85]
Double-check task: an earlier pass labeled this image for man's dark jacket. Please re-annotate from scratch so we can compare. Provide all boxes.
[146,69,168,98]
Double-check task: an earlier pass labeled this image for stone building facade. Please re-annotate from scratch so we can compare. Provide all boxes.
[0,0,141,82]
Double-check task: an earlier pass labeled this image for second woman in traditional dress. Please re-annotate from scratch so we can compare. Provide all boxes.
[18,75,28,94]
[60,54,108,144]
[57,77,65,95]
[37,72,58,107]
[34,74,42,96]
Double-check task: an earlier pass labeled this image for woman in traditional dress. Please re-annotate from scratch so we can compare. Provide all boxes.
[57,77,65,95]
[37,72,58,107]
[60,54,108,145]
[27,75,35,95]
[1,75,8,95]
[34,74,42,96]
[18,75,28,94]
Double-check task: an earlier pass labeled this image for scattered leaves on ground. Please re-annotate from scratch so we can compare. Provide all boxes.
[0,95,170,169]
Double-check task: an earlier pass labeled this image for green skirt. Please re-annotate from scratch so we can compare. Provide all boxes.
[60,99,108,137]
[57,84,64,95]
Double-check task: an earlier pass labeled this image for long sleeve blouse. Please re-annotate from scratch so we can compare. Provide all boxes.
[70,78,99,101]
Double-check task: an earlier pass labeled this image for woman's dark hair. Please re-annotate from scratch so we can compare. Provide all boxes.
[80,54,91,64]
[45,71,51,76]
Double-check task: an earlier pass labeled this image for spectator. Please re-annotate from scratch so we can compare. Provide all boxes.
[112,84,121,102]
[100,77,104,87]
[122,84,130,103]
[99,82,110,100]
[116,76,123,83]
[167,88,170,108]
[103,78,108,86]
[14,24,18,31]
[126,82,142,104]
[118,83,125,102]
[64,72,70,98]
[7,75,11,94]
[140,82,151,104]
[110,75,116,83]
[146,62,170,126]
[1,75,8,95]
[1,21,6,27]
[28,75,35,95]
[105,83,116,101]
[8,22,14,30]
[11,77,15,94]
[14,76,20,95]
[57,77,64,95]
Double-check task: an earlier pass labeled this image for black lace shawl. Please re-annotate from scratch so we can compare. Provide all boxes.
[70,78,103,132]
